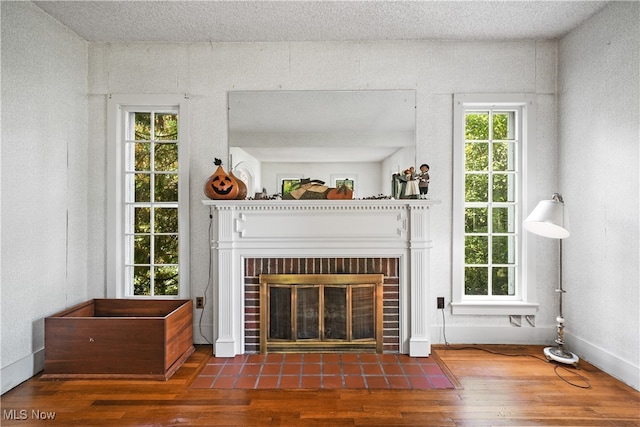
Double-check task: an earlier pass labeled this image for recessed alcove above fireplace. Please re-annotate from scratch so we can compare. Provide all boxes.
[203,199,439,358]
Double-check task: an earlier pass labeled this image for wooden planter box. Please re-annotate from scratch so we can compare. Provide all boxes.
[42,299,194,380]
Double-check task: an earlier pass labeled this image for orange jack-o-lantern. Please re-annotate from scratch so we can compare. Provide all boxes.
[229,171,247,200]
[204,159,240,200]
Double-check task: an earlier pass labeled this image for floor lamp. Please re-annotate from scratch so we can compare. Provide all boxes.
[524,193,580,366]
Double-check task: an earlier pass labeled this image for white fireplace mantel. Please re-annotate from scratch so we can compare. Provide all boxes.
[203,199,440,357]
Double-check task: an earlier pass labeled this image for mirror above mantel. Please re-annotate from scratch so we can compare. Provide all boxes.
[228,90,416,198]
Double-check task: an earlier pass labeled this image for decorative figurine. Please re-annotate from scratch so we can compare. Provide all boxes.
[403,166,420,198]
[417,163,430,199]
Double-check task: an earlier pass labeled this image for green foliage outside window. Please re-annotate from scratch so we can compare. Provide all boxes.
[129,112,179,296]
[464,111,516,297]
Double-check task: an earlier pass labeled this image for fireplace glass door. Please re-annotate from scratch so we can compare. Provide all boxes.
[260,274,383,353]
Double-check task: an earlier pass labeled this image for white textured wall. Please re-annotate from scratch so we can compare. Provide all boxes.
[558,2,640,389]
[1,2,88,393]
[11,0,638,393]
[87,39,560,349]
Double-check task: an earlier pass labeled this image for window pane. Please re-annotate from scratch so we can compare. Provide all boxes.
[135,173,150,202]
[492,206,515,233]
[465,236,488,264]
[465,207,488,233]
[492,174,515,202]
[133,266,151,295]
[465,142,489,171]
[134,113,151,140]
[123,106,182,298]
[154,235,178,264]
[465,174,488,202]
[492,112,512,140]
[134,235,150,264]
[297,287,319,340]
[492,267,515,296]
[154,114,178,140]
[465,112,489,140]
[155,143,178,171]
[134,143,151,171]
[154,207,178,233]
[492,236,515,264]
[154,174,178,202]
[135,207,150,233]
[465,267,488,295]
[457,102,524,302]
[154,265,179,295]
[492,142,515,171]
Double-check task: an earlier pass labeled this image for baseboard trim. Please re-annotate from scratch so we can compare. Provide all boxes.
[567,334,639,391]
[430,325,554,345]
[1,349,45,395]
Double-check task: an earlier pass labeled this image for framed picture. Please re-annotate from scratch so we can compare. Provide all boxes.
[331,174,357,197]
[335,179,354,190]
[277,174,304,198]
[281,178,301,197]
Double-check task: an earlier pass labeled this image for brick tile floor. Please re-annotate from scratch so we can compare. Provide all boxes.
[190,353,455,390]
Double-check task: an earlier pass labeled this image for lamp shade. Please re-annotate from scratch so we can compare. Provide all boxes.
[524,198,570,239]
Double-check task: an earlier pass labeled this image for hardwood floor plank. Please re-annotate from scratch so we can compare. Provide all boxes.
[1,345,638,426]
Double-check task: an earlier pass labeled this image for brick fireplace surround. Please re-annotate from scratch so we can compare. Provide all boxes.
[203,199,439,358]
[243,257,400,353]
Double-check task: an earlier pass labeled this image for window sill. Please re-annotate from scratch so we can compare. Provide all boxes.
[450,301,539,316]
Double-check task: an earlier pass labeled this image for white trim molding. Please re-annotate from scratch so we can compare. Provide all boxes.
[107,94,190,299]
[452,93,538,316]
[1,349,45,395]
[430,325,554,346]
[567,333,640,391]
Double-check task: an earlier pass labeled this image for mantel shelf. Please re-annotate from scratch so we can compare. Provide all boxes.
[202,199,441,210]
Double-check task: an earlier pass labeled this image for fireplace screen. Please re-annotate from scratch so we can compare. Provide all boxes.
[260,274,383,353]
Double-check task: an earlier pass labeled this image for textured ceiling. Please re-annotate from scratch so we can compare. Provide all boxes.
[34,1,610,43]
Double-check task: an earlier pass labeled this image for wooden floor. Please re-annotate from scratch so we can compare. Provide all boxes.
[1,345,638,426]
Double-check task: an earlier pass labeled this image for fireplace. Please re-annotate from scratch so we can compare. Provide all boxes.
[204,199,438,357]
[259,274,384,353]
[244,258,399,353]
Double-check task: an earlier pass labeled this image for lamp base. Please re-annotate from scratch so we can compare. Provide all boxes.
[544,346,579,367]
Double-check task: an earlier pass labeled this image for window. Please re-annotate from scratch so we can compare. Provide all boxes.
[107,95,190,298]
[452,94,538,315]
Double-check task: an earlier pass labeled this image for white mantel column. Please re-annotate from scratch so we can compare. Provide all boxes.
[211,206,241,357]
[408,204,433,357]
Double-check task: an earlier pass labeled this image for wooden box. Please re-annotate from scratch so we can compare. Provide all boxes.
[42,299,194,380]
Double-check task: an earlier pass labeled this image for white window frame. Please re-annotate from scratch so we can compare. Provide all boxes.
[107,94,190,298]
[451,94,538,315]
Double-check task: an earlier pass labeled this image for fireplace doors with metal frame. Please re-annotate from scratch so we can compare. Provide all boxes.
[259,274,384,353]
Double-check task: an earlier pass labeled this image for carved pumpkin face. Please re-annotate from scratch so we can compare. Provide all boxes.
[204,165,240,200]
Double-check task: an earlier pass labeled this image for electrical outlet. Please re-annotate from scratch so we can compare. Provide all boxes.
[196,297,204,309]
[437,297,445,309]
